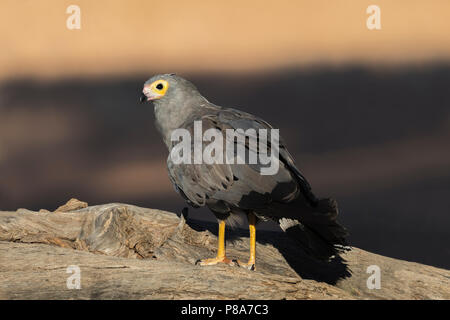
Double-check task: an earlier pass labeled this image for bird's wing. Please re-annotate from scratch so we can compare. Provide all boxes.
[166,108,317,213]
[219,108,318,205]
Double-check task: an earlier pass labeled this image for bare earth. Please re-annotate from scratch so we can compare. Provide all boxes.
[0,199,448,299]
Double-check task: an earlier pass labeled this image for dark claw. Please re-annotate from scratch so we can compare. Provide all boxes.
[234,259,255,271]
[195,259,201,265]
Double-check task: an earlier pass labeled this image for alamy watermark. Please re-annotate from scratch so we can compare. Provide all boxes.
[170,121,280,175]
[366,265,381,289]
[66,265,81,289]
[366,5,381,30]
[66,5,81,30]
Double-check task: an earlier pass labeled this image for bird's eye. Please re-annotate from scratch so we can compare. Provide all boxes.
[149,79,169,97]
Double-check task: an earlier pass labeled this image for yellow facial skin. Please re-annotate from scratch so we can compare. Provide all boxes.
[145,79,169,100]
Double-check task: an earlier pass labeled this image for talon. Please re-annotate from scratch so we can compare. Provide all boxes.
[196,257,235,266]
[235,259,256,271]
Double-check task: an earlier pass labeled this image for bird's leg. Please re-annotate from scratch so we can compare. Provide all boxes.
[195,220,235,266]
[236,212,256,270]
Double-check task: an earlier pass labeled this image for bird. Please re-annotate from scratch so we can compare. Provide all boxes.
[140,73,348,270]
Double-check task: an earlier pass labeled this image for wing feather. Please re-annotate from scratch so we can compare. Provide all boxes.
[167,108,317,215]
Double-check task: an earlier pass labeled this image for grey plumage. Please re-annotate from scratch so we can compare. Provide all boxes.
[142,74,348,260]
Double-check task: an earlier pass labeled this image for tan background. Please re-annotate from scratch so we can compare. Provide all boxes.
[1,0,450,79]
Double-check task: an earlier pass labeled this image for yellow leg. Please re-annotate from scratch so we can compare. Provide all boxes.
[196,220,235,266]
[237,212,256,270]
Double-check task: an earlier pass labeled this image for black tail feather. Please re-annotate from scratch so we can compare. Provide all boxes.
[279,198,349,260]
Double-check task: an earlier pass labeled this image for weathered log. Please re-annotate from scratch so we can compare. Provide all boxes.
[0,200,448,299]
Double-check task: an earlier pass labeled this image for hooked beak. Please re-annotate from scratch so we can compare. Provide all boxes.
[139,92,147,103]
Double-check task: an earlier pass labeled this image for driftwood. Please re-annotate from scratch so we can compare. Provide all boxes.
[0,199,448,299]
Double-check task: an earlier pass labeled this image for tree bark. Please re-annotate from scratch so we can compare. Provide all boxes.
[0,199,448,299]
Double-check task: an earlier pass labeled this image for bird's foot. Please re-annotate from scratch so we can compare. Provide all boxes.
[234,259,256,271]
[195,256,236,266]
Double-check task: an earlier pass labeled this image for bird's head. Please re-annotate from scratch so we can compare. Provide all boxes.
[140,73,202,106]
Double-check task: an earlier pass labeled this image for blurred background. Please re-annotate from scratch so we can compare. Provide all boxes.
[0,0,449,268]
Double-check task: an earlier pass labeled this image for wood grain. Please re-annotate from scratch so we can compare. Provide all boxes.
[0,200,448,299]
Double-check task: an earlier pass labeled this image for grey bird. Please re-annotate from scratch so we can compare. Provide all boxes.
[140,73,348,269]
